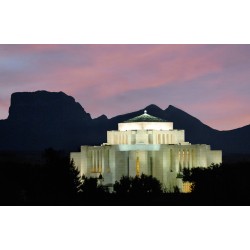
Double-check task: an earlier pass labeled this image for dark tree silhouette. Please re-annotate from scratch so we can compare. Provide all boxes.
[130,174,163,195]
[113,174,163,204]
[79,176,109,204]
[2,148,250,205]
[182,162,250,205]
[113,176,132,195]
[39,148,81,204]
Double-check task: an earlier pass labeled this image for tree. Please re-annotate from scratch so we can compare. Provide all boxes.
[67,159,82,195]
[182,163,250,205]
[114,174,163,196]
[36,148,81,204]
[113,176,132,195]
[79,176,109,203]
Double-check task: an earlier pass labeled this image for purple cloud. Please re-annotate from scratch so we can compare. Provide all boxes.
[0,44,250,130]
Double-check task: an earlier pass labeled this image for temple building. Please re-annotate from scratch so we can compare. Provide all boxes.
[70,111,222,192]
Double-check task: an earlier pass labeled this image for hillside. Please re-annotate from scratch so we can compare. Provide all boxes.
[0,91,249,154]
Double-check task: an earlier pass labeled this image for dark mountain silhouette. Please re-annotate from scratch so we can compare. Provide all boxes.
[0,91,250,154]
[0,91,92,150]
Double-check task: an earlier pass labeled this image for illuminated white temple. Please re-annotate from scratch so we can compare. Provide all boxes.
[71,111,222,192]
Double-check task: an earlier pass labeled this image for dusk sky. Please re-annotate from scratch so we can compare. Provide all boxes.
[0,44,250,130]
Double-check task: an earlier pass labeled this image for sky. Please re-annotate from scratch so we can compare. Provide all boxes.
[0,44,250,131]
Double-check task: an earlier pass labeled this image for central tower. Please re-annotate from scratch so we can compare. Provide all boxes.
[107,110,187,146]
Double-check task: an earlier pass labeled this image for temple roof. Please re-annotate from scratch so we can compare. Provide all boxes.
[123,110,166,123]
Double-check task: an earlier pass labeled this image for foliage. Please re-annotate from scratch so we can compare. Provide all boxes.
[0,148,82,205]
[2,149,250,205]
[39,148,81,203]
[114,174,163,196]
[113,176,132,195]
[80,176,108,195]
[182,162,250,204]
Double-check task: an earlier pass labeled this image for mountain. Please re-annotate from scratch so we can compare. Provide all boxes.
[0,91,250,155]
[0,91,92,150]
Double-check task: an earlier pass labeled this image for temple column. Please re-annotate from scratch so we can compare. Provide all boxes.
[91,151,94,173]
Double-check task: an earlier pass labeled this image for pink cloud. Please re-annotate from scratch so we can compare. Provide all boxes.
[183,92,250,130]
[1,45,250,130]
[51,45,224,99]
[0,45,224,96]
[0,98,10,119]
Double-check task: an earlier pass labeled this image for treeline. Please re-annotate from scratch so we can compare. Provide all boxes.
[0,149,80,205]
[183,162,250,205]
[1,149,250,205]
[0,149,168,205]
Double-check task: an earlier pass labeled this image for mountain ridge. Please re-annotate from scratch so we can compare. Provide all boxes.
[0,91,249,154]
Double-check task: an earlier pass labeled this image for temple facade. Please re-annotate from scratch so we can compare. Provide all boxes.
[70,111,222,192]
